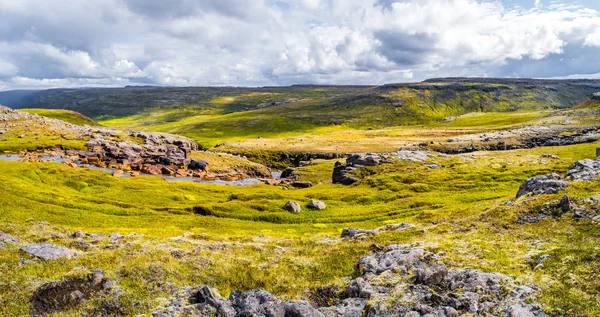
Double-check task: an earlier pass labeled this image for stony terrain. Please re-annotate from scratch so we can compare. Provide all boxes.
[1,82,600,316]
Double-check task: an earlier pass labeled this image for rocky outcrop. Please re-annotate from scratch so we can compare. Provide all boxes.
[156,245,547,317]
[516,173,569,198]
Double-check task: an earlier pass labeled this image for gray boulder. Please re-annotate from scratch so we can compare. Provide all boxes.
[21,243,80,261]
[284,201,302,213]
[516,173,569,198]
[307,200,326,210]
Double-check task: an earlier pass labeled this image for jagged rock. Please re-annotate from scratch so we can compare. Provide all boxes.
[21,243,80,261]
[31,268,107,316]
[284,201,301,213]
[565,158,600,180]
[341,228,379,240]
[516,173,569,198]
[559,194,571,213]
[189,159,208,171]
[307,200,326,210]
[280,167,296,179]
[536,254,550,266]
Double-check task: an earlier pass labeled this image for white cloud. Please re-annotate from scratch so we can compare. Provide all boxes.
[0,0,600,89]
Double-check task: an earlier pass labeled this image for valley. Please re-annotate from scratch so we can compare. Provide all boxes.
[0,78,599,316]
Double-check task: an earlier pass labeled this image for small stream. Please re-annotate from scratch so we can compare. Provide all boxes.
[0,154,267,186]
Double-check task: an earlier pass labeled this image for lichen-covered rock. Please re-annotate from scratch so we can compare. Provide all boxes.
[21,243,81,261]
[565,158,600,180]
[347,153,381,166]
[516,173,569,198]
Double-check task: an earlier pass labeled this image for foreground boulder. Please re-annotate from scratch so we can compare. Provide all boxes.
[516,173,569,198]
[31,268,107,316]
[21,243,80,261]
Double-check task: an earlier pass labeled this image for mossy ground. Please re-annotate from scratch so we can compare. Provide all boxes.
[0,140,599,315]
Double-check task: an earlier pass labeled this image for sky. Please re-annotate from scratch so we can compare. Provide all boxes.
[2,0,600,90]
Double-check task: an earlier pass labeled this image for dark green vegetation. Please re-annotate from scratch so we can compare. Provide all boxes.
[4,78,600,149]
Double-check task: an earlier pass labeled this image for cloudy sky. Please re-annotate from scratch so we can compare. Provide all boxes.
[2,0,600,90]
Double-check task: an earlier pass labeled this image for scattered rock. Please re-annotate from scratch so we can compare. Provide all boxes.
[379,223,415,231]
[541,154,559,159]
[109,232,123,242]
[516,173,569,198]
[341,228,379,240]
[71,230,84,238]
[307,200,326,210]
[283,201,301,213]
[21,243,80,261]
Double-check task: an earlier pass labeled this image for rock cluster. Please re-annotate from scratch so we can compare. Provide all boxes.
[565,158,600,180]
[154,245,547,317]
[81,131,199,176]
